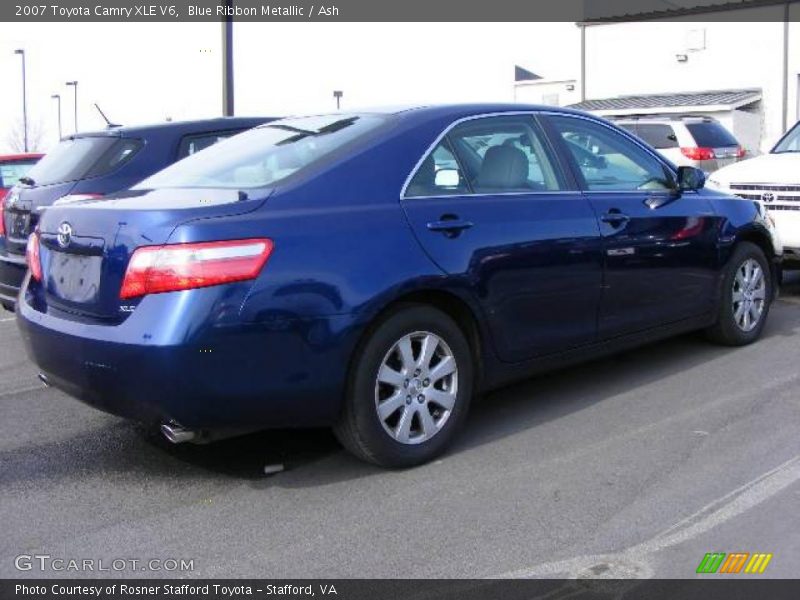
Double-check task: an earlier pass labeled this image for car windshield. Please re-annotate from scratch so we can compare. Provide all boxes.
[773,123,800,153]
[135,114,386,190]
[0,159,39,188]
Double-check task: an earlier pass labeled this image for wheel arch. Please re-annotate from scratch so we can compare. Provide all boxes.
[733,225,782,292]
[346,288,488,398]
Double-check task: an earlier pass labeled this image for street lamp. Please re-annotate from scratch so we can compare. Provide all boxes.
[51,94,62,140]
[333,90,343,110]
[65,81,78,133]
[14,49,28,152]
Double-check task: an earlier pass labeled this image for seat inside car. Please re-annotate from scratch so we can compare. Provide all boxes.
[475,145,529,192]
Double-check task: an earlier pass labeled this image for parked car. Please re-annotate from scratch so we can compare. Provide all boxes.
[17,105,781,468]
[707,120,800,267]
[0,117,273,310]
[616,116,745,172]
[0,153,43,201]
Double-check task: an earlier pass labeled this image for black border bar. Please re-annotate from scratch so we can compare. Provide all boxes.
[3,0,800,22]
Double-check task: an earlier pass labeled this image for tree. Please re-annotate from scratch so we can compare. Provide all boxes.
[6,117,45,153]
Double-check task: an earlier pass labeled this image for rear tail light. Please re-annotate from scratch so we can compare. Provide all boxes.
[735,146,747,159]
[26,231,42,281]
[680,147,716,161]
[0,193,6,237]
[120,238,273,300]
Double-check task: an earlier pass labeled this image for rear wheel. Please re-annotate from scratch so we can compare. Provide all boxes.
[706,242,772,346]
[334,305,473,468]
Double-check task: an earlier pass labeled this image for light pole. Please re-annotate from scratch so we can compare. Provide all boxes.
[14,49,28,152]
[66,81,78,133]
[222,0,234,116]
[333,90,343,110]
[51,94,62,140]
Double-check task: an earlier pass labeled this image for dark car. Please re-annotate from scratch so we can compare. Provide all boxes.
[17,105,781,468]
[0,117,272,310]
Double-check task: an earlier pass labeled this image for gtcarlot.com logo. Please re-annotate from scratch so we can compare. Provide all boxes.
[14,554,194,573]
[696,552,773,574]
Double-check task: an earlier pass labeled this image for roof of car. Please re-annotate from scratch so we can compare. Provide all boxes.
[0,153,45,161]
[70,116,275,140]
[285,103,590,121]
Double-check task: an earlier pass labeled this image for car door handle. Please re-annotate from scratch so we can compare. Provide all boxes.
[427,217,474,236]
[600,211,630,225]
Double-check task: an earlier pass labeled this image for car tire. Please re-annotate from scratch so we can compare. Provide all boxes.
[334,304,473,468]
[706,242,772,346]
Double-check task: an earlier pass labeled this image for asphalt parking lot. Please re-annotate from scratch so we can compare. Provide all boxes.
[1,276,799,580]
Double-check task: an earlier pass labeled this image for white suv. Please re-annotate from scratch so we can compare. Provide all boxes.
[616,116,745,172]
[707,120,800,266]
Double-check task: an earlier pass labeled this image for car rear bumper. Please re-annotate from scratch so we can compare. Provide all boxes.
[0,250,26,307]
[16,291,362,430]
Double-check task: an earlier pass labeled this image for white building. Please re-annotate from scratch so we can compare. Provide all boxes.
[514,1,800,153]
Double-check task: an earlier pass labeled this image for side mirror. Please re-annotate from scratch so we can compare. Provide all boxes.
[434,169,460,188]
[677,166,706,191]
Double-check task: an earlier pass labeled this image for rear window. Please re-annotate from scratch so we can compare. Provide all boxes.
[685,123,739,148]
[177,131,242,159]
[136,114,386,190]
[23,136,142,186]
[0,159,39,188]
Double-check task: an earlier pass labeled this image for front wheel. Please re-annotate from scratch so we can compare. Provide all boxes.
[334,305,473,468]
[706,242,772,346]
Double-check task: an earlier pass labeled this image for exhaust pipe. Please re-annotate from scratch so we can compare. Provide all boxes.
[160,422,197,444]
[38,373,50,387]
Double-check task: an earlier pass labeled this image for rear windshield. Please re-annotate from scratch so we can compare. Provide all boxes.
[135,114,386,190]
[0,159,39,188]
[23,136,142,186]
[685,123,738,148]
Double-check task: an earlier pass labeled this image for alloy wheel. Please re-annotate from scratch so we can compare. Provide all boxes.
[374,331,458,445]
[732,258,766,333]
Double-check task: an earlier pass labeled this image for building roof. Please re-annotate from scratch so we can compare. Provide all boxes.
[583,0,795,23]
[569,89,762,115]
[515,66,542,82]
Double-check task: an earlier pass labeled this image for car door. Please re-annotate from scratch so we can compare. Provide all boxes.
[543,114,719,339]
[400,114,603,362]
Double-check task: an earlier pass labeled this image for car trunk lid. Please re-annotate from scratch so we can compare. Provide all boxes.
[34,187,270,322]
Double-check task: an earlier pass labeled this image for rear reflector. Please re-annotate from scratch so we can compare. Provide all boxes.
[735,146,747,159]
[680,147,715,161]
[119,238,273,299]
[26,231,42,281]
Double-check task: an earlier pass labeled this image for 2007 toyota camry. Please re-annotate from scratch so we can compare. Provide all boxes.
[17,105,781,467]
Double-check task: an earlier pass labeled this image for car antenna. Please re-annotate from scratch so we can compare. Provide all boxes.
[94,103,122,129]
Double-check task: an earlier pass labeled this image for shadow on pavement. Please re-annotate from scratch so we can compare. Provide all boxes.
[1,284,798,488]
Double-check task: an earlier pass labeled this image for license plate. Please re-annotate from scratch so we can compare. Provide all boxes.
[48,253,102,303]
[10,212,30,238]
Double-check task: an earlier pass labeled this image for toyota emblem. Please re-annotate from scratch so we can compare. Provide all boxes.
[761,192,776,203]
[57,222,73,248]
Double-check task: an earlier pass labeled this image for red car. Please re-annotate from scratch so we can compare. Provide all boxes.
[0,153,43,253]
[0,153,43,201]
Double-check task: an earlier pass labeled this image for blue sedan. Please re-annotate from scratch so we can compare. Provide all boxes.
[16,105,781,467]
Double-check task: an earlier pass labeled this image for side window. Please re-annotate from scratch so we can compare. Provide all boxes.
[549,116,673,192]
[635,124,679,149]
[404,115,562,198]
[405,139,469,197]
[177,131,239,159]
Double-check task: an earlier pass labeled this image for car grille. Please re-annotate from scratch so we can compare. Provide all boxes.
[729,183,800,207]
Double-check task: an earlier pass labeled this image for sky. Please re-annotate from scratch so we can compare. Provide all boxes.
[0,22,580,153]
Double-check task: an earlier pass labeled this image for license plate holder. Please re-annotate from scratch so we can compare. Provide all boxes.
[48,253,102,303]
